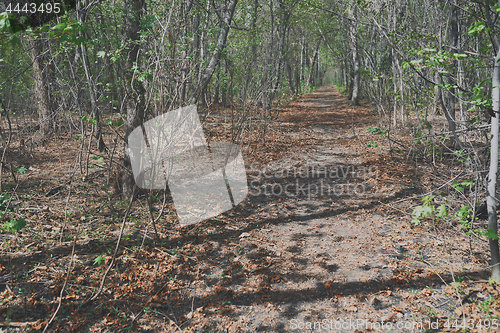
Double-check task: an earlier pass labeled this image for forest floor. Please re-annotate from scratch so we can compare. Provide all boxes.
[1,85,500,332]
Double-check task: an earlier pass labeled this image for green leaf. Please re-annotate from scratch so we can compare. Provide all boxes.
[3,218,26,233]
[106,119,123,127]
[451,181,463,193]
[436,204,448,219]
[7,35,20,47]
[484,228,499,241]
[413,205,434,219]
[93,255,106,265]
[97,51,106,58]
[468,21,486,36]
[422,194,434,205]
[51,22,67,31]
[453,53,467,60]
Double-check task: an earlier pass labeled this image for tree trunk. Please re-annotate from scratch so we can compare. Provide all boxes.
[308,41,320,87]
[487,46,500,283]
[270,0,291,102]
[286,59,294,94]
[214,69,220,105]
[30,36,54,134]
[446,5,458,134]
[76,6,106,153]
[221,60,227,107]
[349,4,360,105]
[190,0,238,105]
[122,0,146,197]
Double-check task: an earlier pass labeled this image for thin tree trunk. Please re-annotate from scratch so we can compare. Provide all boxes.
[308,41,320,87]
[486,35,500,284]
[447,5,458,134]
[190,0,238,105]
[349,4,360,105]
[270,0,291,101]
[80,43,105,152]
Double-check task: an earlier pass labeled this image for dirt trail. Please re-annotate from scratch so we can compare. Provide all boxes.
[1,85,497,332]
[194,85,494,332]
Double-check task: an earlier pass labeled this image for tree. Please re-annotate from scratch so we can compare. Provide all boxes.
[30,35,54,134]
[347,2,360,104]
[485,0,500,283]
[487,46,500,283]
[190,0,238,105]
[121,0,146,196]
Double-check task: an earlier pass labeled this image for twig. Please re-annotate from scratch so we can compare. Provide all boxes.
[416,258,448,286]
[378,200,409,215]
[157,309,182,331]
[0,322,38,327]
[450,270,463,306]
[58,183,73,244]
[389,169,467,205]
[0,98,13,193]
[106,134,119,186]
[250,261,274,273]
[409,124,491,141]
[90,185,136,301]
[43,225,80,333]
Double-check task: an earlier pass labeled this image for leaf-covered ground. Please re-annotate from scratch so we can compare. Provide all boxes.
[1,85,499,332]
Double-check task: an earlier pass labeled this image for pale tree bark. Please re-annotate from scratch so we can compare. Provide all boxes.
[486,0,500,283]
[189,0,238,105]
[348,3,360,104]
[487,47,500,283]
[446,5,458,134]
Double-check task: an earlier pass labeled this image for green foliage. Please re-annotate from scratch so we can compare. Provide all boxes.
[2,218,26,233]
[451,179,474,193]
[454,150,470,163]
[483,228,499,241]
[90,156,104,168]
[479,295,495,317]
[412,195,435,225]
[0,192,9,213]
[0,191,23,234]
[13,166,27,174]
[467,21,486,37]
[79,115,98,126]
[106,118,124,127]
[367,127,388,137]
[436,204,449,219]
[456,205,473,229]
[43,21,86,45]
[93,254,107,265]
[411,195,476,230]
[0,12,28,41]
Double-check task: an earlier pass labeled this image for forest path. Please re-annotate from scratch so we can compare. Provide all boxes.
[2,86,494,332]
[195,85,490,332]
